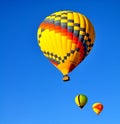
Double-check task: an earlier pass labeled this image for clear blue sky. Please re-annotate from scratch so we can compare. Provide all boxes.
[0,0,120,124]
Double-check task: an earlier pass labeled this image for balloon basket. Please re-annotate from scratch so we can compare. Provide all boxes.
[62,75,70,81]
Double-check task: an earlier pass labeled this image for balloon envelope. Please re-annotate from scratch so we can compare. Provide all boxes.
[92,103,103,115]
[37,10,95,81]
[75,94,88,108]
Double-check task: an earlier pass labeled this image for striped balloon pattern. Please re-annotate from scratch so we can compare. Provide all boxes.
[37,10,95,80]
[75,94,88,108]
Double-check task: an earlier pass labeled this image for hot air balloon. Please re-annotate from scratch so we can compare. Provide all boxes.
[75,94,88,109]
[92,103,103,115]
[37,10,95,81]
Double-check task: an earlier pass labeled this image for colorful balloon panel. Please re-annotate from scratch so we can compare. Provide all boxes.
[75,94,88,108]
[92,103,103,115]
[37,10,95,80]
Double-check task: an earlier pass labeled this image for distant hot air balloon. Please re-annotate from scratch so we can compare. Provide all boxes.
[92,103,103,115]
[37,10,95,81]
[75,94,88,109]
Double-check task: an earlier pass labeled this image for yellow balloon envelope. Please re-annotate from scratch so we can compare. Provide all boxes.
[37,10,95,81]
[92,103,103,115]
[75,94,88,109]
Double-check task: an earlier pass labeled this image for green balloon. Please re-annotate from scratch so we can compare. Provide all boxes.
[75,94,88,108]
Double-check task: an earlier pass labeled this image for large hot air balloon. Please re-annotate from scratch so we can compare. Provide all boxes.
[75,94,88,109]
[92,103,103,115]
[37,10,95,81]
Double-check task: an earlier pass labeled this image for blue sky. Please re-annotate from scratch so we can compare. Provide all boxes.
[0,0,120,124]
